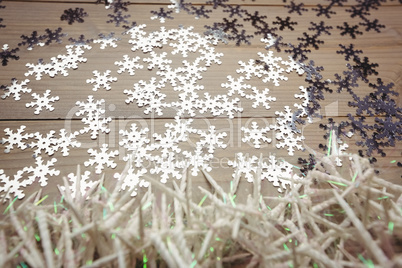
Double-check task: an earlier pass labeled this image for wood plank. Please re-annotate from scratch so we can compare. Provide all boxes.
[1,2,401,120]
[0,118,400,204]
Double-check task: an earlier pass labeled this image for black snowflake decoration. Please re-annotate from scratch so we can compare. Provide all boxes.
[297,32,324,50]
[150,8,174,22]
[18,31,45,50]
[222,5,246,18]
[60,8,88,25]
[368,78,398,101]
[216,18,243,34]
[312,4,336,18]
[331,73,358,93]
[353,56,379,78]
[229,29,253,46]
[191,6,213,19]
[43,27,67,45]
[254,23,278,38]
[109,0,130,13]
[107,11,131,26]
[243,11,267,27]
[0,45,19,66]
[273,16,297,31]
[285,43,311,62]
[308,21,333,36]
[345,6,370,19]
[359,18,385,32]
[285,1,308,15]
[68,35,94,46]
[336,44,363,61]
[206,0,229,9]
[337,22,363,39]
[0,0,5,28]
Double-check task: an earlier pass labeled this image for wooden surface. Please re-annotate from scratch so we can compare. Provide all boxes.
[0,0,401,206]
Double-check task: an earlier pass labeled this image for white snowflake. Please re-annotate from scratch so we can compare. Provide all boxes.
[93,32,120,49]
[54,129,81,156]
[60,171,97,199]
[182,146,213,176]
[129,34,162,53]
[149,26,174,45]
[150,152,184,183]
[1,78,31,100]
[119,124,150,162]
[245,87,276,109]
[260,34,278,50]
[25,89,60,115]
[282,56,305,75]
[84,144,119,174]
[1,125,33,153]
[221,75,250,97]
[114,55,143,75]
[30,131,58,156]
[0,170,29,200]
[25,59,53,80]
[236,59,263,80]
[176,59,207,80]
[86,70,117,91]
[257,51,283,70]
[49,45,88,77]
[23,157,60,187]
[197,93,242,118]
[261,155,301,192]
[228,153,259,182]
[124,78,168,116]
[143,51,172,71]
[274,127,305,156]
[164,116,197,142]
[114,166,148,196]
[241,121,272,149]
[152,129,182,159]
[198,47,224,66]
[169,36,199,57]
[197,126,227,154]
[75,96,111,139]
[171,91,199,117]
[156,66,183,87]
[294,86,312,121]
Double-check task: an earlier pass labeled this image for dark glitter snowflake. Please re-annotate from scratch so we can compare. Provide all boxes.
[328,0,347,6]
[190,6,213,19]
[337,22,363,39]
[297,154,316,175]
[359,18,385,32]
[318,118,352,151]
[0,45,19,66]
[254,23,278,38]
[122,21,138,32]
[107,11,131,26]
[18,31,45,50]
[331,73,358,93]
[206,0,229,9]
[217,18,243,34]
[68,35,94,46]
[243,11,268,27]
[110,0,130,13]
[204,26,229,44]
[222,5,246,18]
[356,136,386,157]
[347,114,372,138]
[336,44,363,61]
[43,27,67,45]
[345,6,370,19]
[374,116,402,147]
[304,85,325,117]
[302,60,324,81]
[353,56,379,78]
[308,21,333,36]
[368,78,398,101]
[150,8,173,22]
[285,1,308,15]
[357,0,383,11]
[297,32,324,49]
[285,43,311,62]
[312,4,336,18]
[306,76,333,93]
[273,16,297,31]
[0,18,4,29]
[349,94,376,116]
[60,8,88,25]
[229,29,253,46]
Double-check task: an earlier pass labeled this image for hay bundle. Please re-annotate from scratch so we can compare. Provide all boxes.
[1,150,402,268]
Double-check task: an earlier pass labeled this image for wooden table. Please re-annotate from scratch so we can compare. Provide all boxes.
[0,0,401,207]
